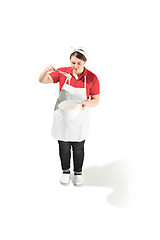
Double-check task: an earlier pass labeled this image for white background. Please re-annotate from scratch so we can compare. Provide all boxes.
[0,0,160,239]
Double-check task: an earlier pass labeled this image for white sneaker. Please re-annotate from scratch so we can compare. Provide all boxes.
[60,173,70,185]
[73,175,83,186]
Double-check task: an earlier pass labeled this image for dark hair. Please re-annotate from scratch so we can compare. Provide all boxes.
[70,49,87,62]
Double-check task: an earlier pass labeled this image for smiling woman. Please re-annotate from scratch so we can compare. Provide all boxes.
[39,47,100,186]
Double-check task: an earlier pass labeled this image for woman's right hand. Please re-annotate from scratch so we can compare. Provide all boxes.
[46,65,56,73]
[39,65,56,83]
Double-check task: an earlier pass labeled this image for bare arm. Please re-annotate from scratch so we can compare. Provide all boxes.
[39,65,56,84]
[81,94,100,110]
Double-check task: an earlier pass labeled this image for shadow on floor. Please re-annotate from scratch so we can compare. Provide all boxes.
[83,159,136,208]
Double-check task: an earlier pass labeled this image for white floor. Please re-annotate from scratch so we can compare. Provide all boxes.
[1,132,159,240]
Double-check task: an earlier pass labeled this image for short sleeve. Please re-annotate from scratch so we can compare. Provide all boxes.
[90,75,100,96]
[49,71,59,83]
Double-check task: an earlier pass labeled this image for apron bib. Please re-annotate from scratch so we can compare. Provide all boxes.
[51,76,89,142]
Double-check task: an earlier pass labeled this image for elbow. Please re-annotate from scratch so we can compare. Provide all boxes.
[90,95,100,107]
[95,99,99,106]
[39,75,43,83]
[92,96,100,107]
[39,76,46,84]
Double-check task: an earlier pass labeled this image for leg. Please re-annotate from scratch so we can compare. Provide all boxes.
[58,141,71,173]
[71,140,85,174]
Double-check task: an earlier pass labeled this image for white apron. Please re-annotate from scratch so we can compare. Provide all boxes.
[51,76,89,142]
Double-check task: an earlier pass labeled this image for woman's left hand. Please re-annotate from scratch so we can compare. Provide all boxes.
[80,95,100,109]
[80,101,88,110]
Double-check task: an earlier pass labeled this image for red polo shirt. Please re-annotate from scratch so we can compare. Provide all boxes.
[49,67,100,99]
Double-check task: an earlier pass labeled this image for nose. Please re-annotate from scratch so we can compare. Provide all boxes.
[75,63,79,68]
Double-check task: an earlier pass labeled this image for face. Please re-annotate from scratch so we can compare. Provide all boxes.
[70,56,86,75]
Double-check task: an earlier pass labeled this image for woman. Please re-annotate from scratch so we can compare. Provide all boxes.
[39,48,100,186]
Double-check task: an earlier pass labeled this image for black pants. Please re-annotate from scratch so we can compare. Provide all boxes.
[58,140,85,174]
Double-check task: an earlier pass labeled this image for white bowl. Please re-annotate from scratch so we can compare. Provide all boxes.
[58,100,82,120]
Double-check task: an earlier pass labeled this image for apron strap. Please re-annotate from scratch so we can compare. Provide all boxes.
[84,76,86,90]
[65,77,70,85]
[61,76,70,88]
